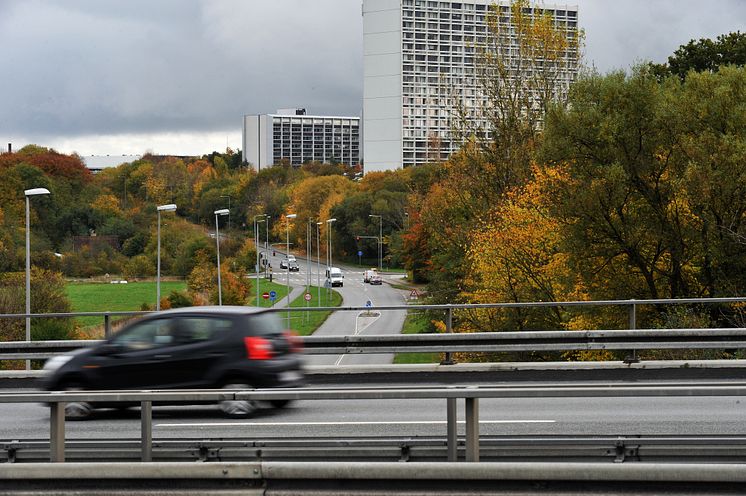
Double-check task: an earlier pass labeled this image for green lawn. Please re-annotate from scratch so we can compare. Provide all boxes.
[65,280,187,331]
[393,309,441,364]
[286,286,343,336]
[65,279,340,337]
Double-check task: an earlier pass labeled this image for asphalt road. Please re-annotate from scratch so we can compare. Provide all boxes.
[262,247,409,366]
[2,389,746,440]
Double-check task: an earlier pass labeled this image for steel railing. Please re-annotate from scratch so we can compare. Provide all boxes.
[4,382,746,463]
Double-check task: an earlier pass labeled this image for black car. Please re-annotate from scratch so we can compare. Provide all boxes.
[42,306,305,420]
[288,260,300,272]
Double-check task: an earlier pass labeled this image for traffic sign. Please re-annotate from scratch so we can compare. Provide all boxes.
[262,292,270,300]
[365,300,372,308]
[269,290,277,299]
[304,293,312,302]
[357,250,363,257]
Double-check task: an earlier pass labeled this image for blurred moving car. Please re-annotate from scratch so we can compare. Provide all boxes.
[288,260,300,272]
[42,307,305,420]
[369,274,383,285]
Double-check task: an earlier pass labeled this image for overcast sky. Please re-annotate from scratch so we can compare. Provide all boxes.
[1,0,745,156]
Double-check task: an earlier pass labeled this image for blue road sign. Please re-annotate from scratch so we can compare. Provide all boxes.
[269,290,277,302]
[358,250,363,257]
[365,300,372,308]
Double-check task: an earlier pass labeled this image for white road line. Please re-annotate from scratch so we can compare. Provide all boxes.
[156,420,556,428]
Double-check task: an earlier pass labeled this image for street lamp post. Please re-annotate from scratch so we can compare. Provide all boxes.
[254,215,266,306]
[285,214,297,329]
[316,222,322,306]
[326,218,337,297]
[214,208,230,305]
[24,187,50,370]
[369,214,382,271]
[156,204,177,311]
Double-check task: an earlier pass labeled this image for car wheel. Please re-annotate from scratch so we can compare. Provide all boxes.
[61,382,93,421]
[219,382,258,418]
[269,399,292,409]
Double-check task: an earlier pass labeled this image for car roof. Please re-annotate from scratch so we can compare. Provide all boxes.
[152,306,268,317]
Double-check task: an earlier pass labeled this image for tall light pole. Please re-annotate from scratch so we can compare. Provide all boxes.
[220,195,232,230]
[265,215,270,277]
[254,214,266,306]
[316,222,322,306]
[326,218,337,298]
[214,208,230,305]
[369,214,382,271]
[156,204,177,311]
[24,187,50,370]
[285,214,297,329]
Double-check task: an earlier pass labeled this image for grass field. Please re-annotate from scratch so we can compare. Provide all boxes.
[286,287,343,336]
[393,308,441,364]
[65,280,187,331]
[65,279,340,337]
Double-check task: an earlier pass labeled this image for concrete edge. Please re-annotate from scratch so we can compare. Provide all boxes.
[0,462,262,479]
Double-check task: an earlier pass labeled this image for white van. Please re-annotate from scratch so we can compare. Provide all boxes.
[326,267,344,287]
[363,268,378,283]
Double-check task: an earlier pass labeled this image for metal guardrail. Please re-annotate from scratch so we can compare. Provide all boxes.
[3,327,746,361]
[4,382,746,464]
[2,296,746,361]
[4,461,746,494]
[6,435,746,464]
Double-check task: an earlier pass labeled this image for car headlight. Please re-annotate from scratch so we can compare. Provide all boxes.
[42,354,76,374]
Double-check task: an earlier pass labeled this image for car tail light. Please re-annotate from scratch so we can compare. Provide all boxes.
[244,336,275,360]
[284,330,304,353]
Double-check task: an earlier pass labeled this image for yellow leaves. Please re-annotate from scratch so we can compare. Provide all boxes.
[91,194,123,217]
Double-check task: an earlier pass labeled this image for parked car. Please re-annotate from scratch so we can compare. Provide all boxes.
[41,306,305,420]
[325,267,344,287]
[363,268,378,283]
[288,260,300,272]
[370,274,383,285]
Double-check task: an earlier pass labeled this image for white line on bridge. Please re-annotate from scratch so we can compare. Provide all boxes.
[156,420,556,428]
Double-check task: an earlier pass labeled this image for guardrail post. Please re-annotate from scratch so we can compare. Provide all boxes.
[104,313,112,339]
[465,397,479,462]
[49,401,65,462]
[141,401,152,462]
[441,307,455,365]
[625,302,639,364]
[447,397,457,461]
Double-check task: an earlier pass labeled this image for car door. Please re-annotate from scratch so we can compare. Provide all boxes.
[92,318,180,389]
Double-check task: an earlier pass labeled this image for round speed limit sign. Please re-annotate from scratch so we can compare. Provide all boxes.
[304,293,312,302]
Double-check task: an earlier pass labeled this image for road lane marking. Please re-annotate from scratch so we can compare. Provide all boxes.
[156,420,556,428]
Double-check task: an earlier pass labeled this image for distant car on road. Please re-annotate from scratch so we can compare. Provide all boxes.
[279,259,288,269]
[288,260,300,272]
[369,274,383,285]
[42,306,305,420]
[363,268,378,283]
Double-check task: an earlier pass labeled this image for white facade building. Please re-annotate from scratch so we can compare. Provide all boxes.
[363,0,579,172]
[242,109,360,170]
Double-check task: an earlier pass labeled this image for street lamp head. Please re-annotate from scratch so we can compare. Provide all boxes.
[214,209,230,216]
[317,222,323,226]
[24,188,50,197]
[256,219,265,224]
[327,218,337,223]
[287,214,297,219]
[157,204,177,212]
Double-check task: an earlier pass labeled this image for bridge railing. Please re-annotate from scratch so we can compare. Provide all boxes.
[3,297,746,362]
[4,382,746,463]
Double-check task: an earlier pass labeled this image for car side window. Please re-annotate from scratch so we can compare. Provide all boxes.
[175,317,233,343]
[112,319,176,351]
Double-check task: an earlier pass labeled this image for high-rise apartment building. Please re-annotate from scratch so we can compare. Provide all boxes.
[363,0,579,172]
[243,109,360,170]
